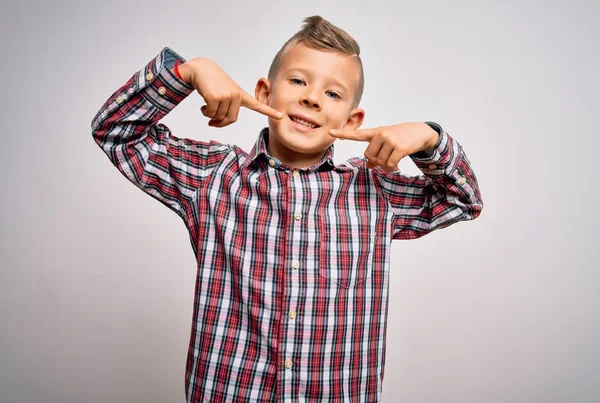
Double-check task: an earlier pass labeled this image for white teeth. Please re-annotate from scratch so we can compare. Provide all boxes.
[291,116,317,128]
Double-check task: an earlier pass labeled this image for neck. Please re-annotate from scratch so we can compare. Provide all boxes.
[266,131,328,169]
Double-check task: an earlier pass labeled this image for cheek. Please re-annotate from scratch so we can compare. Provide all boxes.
[329,104,351,120]
[272,97,292,111]
[329,113,348,128]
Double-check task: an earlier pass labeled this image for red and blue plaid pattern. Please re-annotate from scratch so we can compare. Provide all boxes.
[91,47,483,402]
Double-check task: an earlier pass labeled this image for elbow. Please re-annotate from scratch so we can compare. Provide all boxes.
[469,199,484,220]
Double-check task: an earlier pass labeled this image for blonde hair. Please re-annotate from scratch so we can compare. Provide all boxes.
[268,15,364,108]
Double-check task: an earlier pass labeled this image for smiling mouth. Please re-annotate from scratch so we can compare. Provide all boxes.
[288,115,321,129]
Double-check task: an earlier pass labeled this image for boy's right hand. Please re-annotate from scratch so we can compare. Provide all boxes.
[177,58,283,127]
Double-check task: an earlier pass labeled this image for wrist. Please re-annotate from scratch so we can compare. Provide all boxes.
[423,123,439,150]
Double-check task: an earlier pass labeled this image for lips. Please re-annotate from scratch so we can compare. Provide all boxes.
[288,114,321,128]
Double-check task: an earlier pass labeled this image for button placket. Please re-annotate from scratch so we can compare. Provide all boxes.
[288,174,302,375]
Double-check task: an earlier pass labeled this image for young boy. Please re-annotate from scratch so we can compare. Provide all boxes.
[91,15,483,403]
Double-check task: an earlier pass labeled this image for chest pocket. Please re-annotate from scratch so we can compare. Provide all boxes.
[318,218,376,289]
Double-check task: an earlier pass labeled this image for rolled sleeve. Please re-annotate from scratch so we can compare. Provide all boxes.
[374,122,483,240]
[91,47,232,220]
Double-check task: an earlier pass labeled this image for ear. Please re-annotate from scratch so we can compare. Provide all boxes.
[255,77,271,105]
[342,107,365,132]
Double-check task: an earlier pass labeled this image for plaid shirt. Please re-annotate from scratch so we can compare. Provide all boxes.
[91,47,483,402]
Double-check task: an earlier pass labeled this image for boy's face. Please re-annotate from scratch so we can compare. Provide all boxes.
[255,42,364,165]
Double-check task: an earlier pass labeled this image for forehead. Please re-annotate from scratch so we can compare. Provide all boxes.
[279,42,360,89]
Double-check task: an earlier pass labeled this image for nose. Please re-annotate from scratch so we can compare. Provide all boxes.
[301,90,321,110]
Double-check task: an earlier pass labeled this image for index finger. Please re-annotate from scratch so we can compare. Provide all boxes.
[328,128,378,142]
[240,91,283,120]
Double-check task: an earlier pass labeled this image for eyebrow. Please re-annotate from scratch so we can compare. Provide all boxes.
[285,67,349,94]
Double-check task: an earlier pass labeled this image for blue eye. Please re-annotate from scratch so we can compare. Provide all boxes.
[290,78,341,100]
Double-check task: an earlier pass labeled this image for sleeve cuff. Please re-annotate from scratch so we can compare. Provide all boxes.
[409,121,458,177]
[135,47,194,111]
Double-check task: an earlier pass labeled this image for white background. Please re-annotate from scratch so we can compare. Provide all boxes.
[1,0,598,401]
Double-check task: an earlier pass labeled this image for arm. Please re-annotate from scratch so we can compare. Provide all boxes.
[91,47,232,220]
[374,122,483,240]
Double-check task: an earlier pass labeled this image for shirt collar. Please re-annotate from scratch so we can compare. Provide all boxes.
[242,127,353,173]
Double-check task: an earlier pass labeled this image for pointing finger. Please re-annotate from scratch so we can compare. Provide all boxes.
[240,91,284,120]
[328,128,378,142]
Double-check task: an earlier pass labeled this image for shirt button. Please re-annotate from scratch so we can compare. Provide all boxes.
[428,163,436,170]
[268,159,276,167]
[158,86,167,95]
[285,359,293,369]
[294,212,302,221]
[292,260,300,270]
[293,170,300,178]
[146,72,154,81]
[458,176,466,185]
[116,95,123,104]
[288,310,297,320]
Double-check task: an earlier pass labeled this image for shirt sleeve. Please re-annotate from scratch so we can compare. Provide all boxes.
[91,47,232,220]
[373,121,484,240]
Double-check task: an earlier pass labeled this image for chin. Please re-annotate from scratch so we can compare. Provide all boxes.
[276,126,327,153]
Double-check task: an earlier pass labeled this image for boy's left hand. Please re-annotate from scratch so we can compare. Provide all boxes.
[328,122,439,172]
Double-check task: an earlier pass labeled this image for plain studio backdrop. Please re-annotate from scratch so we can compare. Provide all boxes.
[1,0,598,402]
